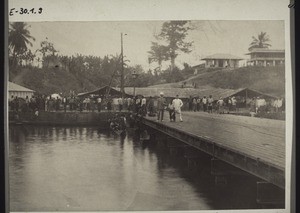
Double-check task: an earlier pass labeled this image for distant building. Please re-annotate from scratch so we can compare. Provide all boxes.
[9,82,35,99]
[202,54,243,68]
[246,48,285,66]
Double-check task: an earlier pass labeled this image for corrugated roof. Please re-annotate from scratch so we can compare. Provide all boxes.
[78,85,131,97]
[202,54,243,60]
[124,87,277,99]
[8,82,35,92]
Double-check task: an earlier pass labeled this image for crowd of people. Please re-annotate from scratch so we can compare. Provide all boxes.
[186,95,284,115]
[9,92,284,120]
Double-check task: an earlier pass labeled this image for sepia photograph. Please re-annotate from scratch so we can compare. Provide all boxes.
[6,1,292,212]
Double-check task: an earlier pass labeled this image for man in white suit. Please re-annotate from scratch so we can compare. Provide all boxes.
[172,95,183,122]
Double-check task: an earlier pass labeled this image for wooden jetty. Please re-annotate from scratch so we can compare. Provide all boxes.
[141,111,285,189]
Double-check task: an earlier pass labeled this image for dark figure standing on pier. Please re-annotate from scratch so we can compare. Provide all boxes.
[127,97,132,111]
[107,98,112,112]
[79,99,83,112]
[188,96,193,111]
[62,97,67,112]
[231,96,237,112]
[157,92,166,122]
[217,97,225,114]
[207,95,214,113]
[192,98,197,112]
[86,97,91,111]
[13,96,19,112]
[141,96,147,116]
[97,97,102,112]
[132,97,136,112]
[118,97,123,112]
[196,97,201,111]
[202,96,207,112]
[168,101,175,122]
[135,97,141,113]
[48,96,54,112]
[9,95,14,111]
[90,98,95,112]
[55,97,60,111]
[147,96,155,116]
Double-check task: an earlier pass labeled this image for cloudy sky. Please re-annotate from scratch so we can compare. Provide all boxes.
[23,20,285,70]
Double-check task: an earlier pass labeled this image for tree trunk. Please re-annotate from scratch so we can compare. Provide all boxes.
[158,61,162,73]
[171,56,175,72]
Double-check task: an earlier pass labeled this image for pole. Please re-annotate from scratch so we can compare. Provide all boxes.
[121,33,124,98]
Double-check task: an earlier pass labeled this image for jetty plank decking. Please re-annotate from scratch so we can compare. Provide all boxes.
[142,111,285,189]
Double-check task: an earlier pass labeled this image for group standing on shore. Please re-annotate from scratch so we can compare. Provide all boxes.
[9,91,285,121]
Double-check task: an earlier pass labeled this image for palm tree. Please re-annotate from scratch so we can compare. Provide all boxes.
[9,22,35,66]
[248,32,271,51]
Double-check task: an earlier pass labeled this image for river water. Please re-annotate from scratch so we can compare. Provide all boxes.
[9,125,260,211]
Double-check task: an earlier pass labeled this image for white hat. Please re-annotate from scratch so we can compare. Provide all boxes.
[160,92,164,95]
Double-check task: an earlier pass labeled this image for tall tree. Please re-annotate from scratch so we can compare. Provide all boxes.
[248,32,271,51]
[148,42,169,73]
[38,39,58,68]
[8,22,35,66]
[156,21,193,72]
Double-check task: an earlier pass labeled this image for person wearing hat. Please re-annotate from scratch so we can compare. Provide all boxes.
[157,92,166,121]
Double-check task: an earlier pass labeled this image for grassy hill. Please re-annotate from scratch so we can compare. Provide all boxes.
[152,66,285,97]
[10,65,285,97]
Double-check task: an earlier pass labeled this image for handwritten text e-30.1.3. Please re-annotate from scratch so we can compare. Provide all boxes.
[9,8,43,16]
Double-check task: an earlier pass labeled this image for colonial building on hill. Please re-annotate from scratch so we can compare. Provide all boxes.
[246,48,285,66]
[201,54,243,68]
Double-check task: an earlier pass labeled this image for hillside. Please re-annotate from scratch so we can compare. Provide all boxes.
[151,66,285,97]
[10,65,285,97]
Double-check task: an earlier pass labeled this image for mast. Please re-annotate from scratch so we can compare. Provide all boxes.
[120,33,124,98]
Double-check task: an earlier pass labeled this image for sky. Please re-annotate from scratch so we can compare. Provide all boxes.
[22,20,285,70]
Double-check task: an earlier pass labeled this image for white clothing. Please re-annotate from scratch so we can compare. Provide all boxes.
[217,99,224,106]
[172,98,183,111]
[141,98,147,105]
[118,98,123,105]
[172,98,183,121]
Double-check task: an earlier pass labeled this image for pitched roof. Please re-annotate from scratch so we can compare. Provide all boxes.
[202,53,243,60]
[8,82,35,92]
[123,87,277,99]
[246,48,285,54]
[77,85,131,97]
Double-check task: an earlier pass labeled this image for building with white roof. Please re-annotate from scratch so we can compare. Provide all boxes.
[8,82,35,99]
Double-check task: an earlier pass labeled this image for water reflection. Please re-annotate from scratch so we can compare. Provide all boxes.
[9,125,260,211]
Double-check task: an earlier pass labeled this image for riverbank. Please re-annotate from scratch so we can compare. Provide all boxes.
[9,111,129,127]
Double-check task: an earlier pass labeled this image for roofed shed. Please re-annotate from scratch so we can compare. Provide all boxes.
[77,85,132,98]
[8,82,35,99]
